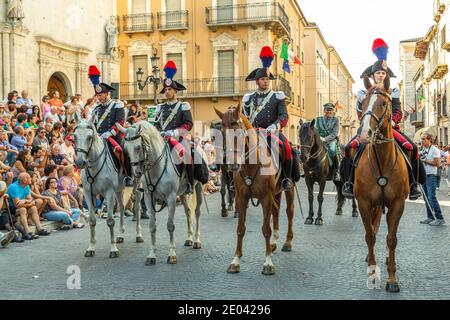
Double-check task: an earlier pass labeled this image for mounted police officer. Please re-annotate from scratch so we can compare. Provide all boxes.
[341,39,423,200]
[154,60,195,194]
[316,103,341,181]
[242,46,299,191]
[88,65,133,187]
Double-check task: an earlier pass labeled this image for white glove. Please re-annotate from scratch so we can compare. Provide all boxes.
[391,120,396,127]
[162,130,174,137]
[173,129,181,139]
[320,137,327,142]
[266,124,278,133]
[101,131,112,139]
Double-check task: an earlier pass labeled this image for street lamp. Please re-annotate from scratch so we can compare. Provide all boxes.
[136,48,161,105]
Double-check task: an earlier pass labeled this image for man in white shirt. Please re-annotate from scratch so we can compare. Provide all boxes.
[420,133,445,226]
[44,107,60,124]
[60,135,76,165]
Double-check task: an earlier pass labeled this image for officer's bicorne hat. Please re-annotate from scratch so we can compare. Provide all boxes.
[159,60,186,94]
[360,38,396,79]
[323,103,336,110]
[245,46,276,81]
[88,65,116,94]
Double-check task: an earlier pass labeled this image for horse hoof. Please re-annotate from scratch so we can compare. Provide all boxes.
[145,258,156,266]
[262,265,276,276]
[84,250,95,258]
[193,242,202,250]
[109,251,120,259]
[184,240,193,247]
[227,264,240,274]
[336,210,343,216]
[167,256,177,264]
[234,212,238,219]
[385,282,400,293]
[270,243,277,253]
[221,210,228,218]
[227,206,233,212]
[315,218,324,226]
[282,244,292,252]
[305,218,314,225]
[136,237,144,243]
[116,237,124,244]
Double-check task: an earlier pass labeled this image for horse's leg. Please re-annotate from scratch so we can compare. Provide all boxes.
[352,198,359,218]
[305,177,314,225]
[145,191,157,265]
[116,191,125,244]
[84,192,97,258]
[270,193,281,253]
[385,200,404,293]
[359,201,381,289]
[227,178,234,212]
[227,192,249,274]
[106,192,119,258]
[282,189,295,252]
[181,194,194,247]
[315,180,326,226]
[262,196,275,276]
[193,182,203,249]
[335,181,345,216]
[221,173,228,217]
[167,192,178,264]
[134,188,144,243]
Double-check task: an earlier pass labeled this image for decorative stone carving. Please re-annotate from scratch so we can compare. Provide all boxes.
[106,20,119,52]
[7,0,25,21]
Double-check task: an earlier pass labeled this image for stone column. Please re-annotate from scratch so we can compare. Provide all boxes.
[2,31,11,96]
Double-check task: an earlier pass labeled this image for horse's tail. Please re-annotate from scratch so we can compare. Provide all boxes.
[334,179,346,207]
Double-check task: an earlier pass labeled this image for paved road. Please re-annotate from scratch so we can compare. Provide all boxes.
[1,183,449,300]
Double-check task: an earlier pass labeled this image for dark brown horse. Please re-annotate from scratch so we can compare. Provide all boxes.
[215,105,295,276]
[355,76,409,293]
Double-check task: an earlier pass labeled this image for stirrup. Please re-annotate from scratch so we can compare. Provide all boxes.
[185,183,193,195]
[342,182,354,198]
[282,178,293,191]
[409,184,421,201]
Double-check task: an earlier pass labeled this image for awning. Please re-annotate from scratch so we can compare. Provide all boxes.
[414,126,438,143]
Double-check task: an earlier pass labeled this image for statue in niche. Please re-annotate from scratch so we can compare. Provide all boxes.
[106,19,119,53]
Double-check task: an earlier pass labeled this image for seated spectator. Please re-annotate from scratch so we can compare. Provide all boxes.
[48,91,63,108]
[44,122,53,139]
[7,104,17,117]
[29,170,49,217]
[32,105,42,120]
[18,105,28,115]
[1,114,14,134]
[49,144,68,177]
[42,177,84,230]
[59,165,84,210]
[0,181,25,243]
[12,150,32,182]
[0,151,14,185]
[0,129,19,165]
[6,172,50,240]
[11,126,32,152]
[41,95,51,118]
[66,124,76,137]
[0,103,6,116]
[60,135,76,165]
[6,91,18,105]
[25,114,39,130]
[49,122,64,145]
[32,127,50,152]
[30,146,49,177]
[66,96,81,125]
[16,90,33,109]
[44,106,60,124]
[42,164,58,185]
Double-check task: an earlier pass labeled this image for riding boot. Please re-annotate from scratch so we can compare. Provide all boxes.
[333,156,341,181]
[116,150,133,187]
[291,148,301,182]
[409,157,422,201]
[282,159,294,191]
[185,163,194,194]
[342,156,355,198]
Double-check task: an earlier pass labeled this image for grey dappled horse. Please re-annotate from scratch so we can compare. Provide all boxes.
[74,117,143,259]
[122,121,203,265]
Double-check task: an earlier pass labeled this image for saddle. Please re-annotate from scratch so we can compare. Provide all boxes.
[105,140,122,173]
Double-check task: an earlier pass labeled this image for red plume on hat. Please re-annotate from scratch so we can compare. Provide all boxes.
[259,46,274,68]
[163,60,177,80]
[88,65,101,86]
[372,38,389,61]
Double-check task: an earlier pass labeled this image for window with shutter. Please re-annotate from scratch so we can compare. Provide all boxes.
[217,0,233,22]
[167,53,183,82]
[218,50,234,94]
[132,0,147,13]
[165,0,182,28]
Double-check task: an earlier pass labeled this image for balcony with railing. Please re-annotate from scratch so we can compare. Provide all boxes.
[157,10,189,32]
[205,2,290,37]
[122,13,154,34]
[118,76,292,101]
[430,50,448,79]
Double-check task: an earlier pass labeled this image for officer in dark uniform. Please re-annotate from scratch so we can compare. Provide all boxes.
[243,46,299,191]
[154,61,194,194]
[341,39,422,200]
[88,65,133,187]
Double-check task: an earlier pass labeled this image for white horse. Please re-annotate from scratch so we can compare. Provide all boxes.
[74,117,143,259]
[122,121,203,265]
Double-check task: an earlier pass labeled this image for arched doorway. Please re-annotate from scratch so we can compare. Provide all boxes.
[47,72,71,102]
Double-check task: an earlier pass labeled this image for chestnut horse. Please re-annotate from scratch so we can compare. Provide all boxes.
[215,105,295,276]
[355,76,409,293]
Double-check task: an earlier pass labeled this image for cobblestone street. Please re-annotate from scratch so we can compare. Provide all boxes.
[1,183,450,300]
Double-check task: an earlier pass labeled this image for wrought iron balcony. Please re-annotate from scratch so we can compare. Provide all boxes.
[205,2,290,37]
[123,13,154,34]
[157,10,189,31]
[118,76,292,101]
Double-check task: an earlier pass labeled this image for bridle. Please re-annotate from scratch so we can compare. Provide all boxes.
[300,127,326,171]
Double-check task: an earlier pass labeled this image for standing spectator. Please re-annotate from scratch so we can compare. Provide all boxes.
[436,145,446,191]
[16,90,33,111]
[6,172,50,240]
[66,96,81,125]
[41,95,51,118]
[82,98,96,121]
[32,127,50,152]
[44,106,60,124]
[49,91,63,108]
[60,135,76,165]
[420,133,445,226]
[127,103,140,124]
[11,126,31,152]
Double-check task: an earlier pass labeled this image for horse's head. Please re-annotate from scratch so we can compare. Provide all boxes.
[360,75,392,144]
[124,122,146,177]
[299,119,320,163]
[74,119,98,169]
[214,103,246,172]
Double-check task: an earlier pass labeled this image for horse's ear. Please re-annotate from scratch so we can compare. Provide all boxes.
[384,75,391,92]
[234,101,242,118]
[214,107,224,120]
[310,118,315,128]
[299,119,304,127]
[363,75,372,91]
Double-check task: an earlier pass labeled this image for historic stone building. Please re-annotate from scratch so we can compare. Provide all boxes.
[0,0,119,103]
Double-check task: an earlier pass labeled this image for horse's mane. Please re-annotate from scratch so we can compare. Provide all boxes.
[239,114,253,130]
[129,121,161,146]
